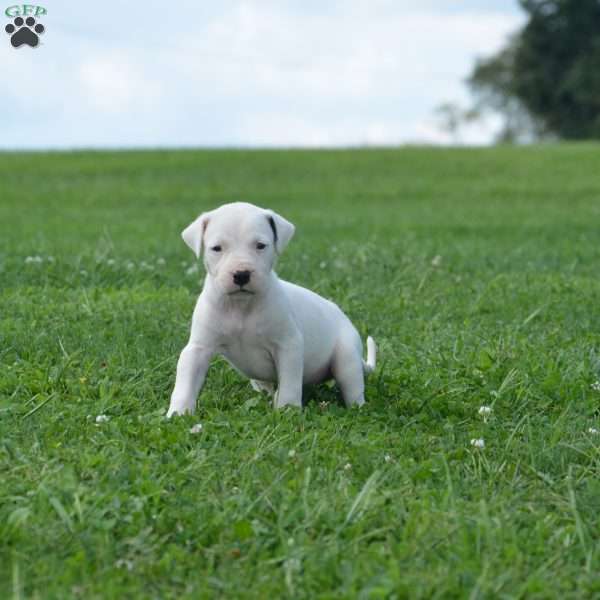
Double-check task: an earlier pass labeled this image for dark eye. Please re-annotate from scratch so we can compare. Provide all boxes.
[256,242,267,250]
[211,245,222,252]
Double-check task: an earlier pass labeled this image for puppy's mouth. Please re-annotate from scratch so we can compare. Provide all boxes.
[228,289,255,296]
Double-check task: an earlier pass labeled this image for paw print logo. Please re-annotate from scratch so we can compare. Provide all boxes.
[5,16,45,48]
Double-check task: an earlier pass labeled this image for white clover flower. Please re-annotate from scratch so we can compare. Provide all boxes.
[126,261,135,270]
[47,256,55,263]
[115,558,133,571]
[106,258,116,266]
[232,486,240,494]
[287,449,296,458]
[186,264,199,276]
[431,255,442,267]
[25,256,43,264]
[478,406,492,423]
[384,454,392,463]
[287,537,295,546]
[80,270,88,277]
[470,438,485,449]
[156,257,166,266]
[95,414,109,423]
[189,423,203,434]
[591,381,600,392]
[319,261,327,269]
[588,427,599,435]
[343,462,352,471]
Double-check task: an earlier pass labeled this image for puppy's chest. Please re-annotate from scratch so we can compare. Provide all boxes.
[217,317,277,381]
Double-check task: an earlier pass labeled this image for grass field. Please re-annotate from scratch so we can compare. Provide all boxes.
[1,145,600,599]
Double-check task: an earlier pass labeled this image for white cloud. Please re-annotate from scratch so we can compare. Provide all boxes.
[0,1,523,148]
[78,54,162,113]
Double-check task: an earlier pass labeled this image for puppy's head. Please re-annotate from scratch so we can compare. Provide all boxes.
[181,202,295,297]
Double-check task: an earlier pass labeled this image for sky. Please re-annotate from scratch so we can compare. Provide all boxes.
[0,1,524,149]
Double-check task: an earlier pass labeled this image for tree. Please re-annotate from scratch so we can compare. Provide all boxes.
[468,0,600,140]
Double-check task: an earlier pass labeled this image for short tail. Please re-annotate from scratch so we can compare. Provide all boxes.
[363,336,377,375]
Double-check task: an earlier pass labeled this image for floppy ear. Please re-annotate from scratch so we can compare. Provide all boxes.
[265,209,295,254]
[181,212,210,258]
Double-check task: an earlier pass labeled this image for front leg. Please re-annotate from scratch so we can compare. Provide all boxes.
[274,334,304,409]
[167,343,213,417]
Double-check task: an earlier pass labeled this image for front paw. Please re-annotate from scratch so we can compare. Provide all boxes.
[167,397,195,418]
[274,390,302,409]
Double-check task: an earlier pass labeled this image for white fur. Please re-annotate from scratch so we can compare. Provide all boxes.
[167,202,376,416]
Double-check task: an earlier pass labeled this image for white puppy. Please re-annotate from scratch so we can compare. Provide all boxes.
[167,202,376,416]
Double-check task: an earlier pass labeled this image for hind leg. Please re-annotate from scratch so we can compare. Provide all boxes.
[331,342,365,408]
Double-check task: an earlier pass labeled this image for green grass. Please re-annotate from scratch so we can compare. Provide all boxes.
[1,145,600,599]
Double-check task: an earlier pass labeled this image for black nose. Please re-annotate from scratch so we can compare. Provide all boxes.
[233,270,251,286]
